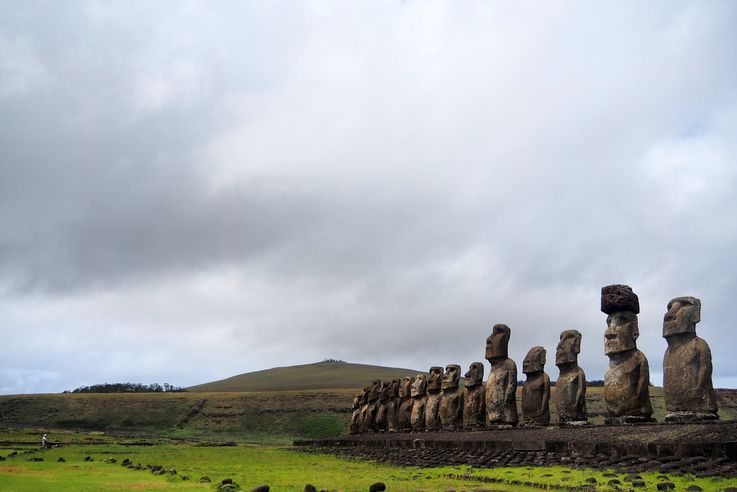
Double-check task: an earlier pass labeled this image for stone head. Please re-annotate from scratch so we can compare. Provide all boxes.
[605,311,639,355]
[399,376,413,398]
[464,362,484,387]
[427,366,444,393]
[411,373,427,398]
[368,379,381,402]
[663,296,701,338]
[389,378,401,398]
[378,381,390,402]
[361,386,370,404]
[523,346,546,374]
[556,329,582,366]
[352,389,363,409]
[485,323,511,362]
[442,364,461,391]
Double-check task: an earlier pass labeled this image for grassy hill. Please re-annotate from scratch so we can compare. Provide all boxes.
[187,360,422,392]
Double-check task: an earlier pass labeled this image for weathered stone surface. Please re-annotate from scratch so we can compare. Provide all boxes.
[555,330,587,424]
[602,288,653,422]
[485,324,518,426]
[521,346,550,426]
[410,374,427,432]
[601,284,640,315]
[386,378,401,432]
[397,376,413,431]
[425,366,443,431]
[439,364,463,430]
[350,388,365,434]
[663,296,718,421]
[463,362,485,430]
[375,381,390,432]
[363,379,382,432]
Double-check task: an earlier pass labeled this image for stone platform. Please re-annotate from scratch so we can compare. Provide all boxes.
[294,421,737,476]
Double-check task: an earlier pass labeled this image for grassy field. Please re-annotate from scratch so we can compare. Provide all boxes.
[2,429,736,491]
[188,361,422,392]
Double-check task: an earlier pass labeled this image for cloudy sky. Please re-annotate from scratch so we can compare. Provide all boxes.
[1,1,736,394]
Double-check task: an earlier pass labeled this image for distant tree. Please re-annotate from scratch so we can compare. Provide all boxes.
[322,358,346,363]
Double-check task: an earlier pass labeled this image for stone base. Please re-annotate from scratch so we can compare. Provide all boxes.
[665,411,719,422]
[605,415,656,425]
[486,423,516,430]
[519,421,549,428]
[558,419,589,427]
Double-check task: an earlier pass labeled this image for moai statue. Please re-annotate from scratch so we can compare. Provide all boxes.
[555,330,588,425]
[439,364,464,430]
[374,381,390,432]
[410,374,428,432]
[397,376,414,431]
[663,296,718,421]
[463,362,486,430]
[358,384,372,433]
[387,378,401,432]
[485,324,518,427]
[602,284,654,423]
[364,379,382,431]
[424,366,443,431]
[350,388,366,434]
[521,346,550,426]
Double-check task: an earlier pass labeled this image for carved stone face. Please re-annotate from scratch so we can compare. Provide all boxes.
[427,366,443,392]
[399,376,413,398]
[464,362,484,387]
[442,364,461,391]
[352,390,363,409]
[485,324,511,362]
[411,374,427,397]
[389,378,401,398]
[523,346,546,374]
[361,386,370,404]
[556,329,582,366]
[368,379,381,402]
[663,296,701,338]
[378,381,390,401]
[605,311,639,355]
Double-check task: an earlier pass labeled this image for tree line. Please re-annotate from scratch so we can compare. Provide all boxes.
[63,382,187,393]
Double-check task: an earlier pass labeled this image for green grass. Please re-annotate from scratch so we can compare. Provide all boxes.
[187,361,421,392]
[1,428,736,492]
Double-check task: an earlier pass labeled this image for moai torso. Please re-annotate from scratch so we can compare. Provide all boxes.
[439,364,464,431]
[485,324,518,426]
[424,366,443,431]
[662,297,718,420]
[397,377,414,431]
[604,349,653,419]
[386,379,401,432]
[410,374,427,432]
[349,389,365,434]
[375,382,390,432]
[601,285,653,423]
[521,346,550,426]
[463,362,486,430]
[556,365,587,423]
[364,379,382,431]
[555,330,587,424]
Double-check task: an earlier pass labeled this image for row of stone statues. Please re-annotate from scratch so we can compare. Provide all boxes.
[349,285,718,433]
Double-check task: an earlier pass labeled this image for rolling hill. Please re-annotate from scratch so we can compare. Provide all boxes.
[187,360,422,392]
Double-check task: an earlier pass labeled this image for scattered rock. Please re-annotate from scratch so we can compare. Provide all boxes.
[0,457,5,461]
[603,472,617,477]
[250,486,270,492]
[222,479,233,485]
[304,485,317,492]
[656,475,669,480]
[200,476,211,483]
[369,482,386,492]
[608,479,622,486]
[657,482,676,491]
[685,486,703,492]
[57,457,65,462]
[632,479,646,487]
[585,477,597,484]
[624,474,643,482]
[168,469,177,475]
[181,475,190,480]
[27,457,43,462]
[84,456,93,462]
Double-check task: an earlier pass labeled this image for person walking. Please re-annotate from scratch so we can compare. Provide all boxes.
[41,433,48,449]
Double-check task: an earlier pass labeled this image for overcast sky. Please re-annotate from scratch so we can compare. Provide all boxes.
[1,1,736,394]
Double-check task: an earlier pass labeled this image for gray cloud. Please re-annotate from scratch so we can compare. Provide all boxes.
[1,1,737,394]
